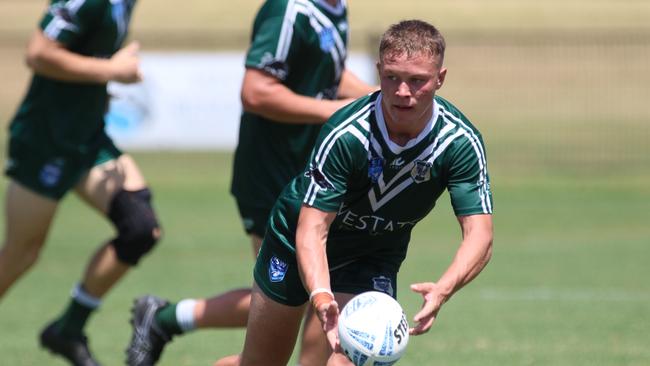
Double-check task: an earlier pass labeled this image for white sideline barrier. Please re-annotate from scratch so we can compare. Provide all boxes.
[106,52,376,150]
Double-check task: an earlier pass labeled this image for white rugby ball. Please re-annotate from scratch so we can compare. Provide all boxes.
[338,291,409,366]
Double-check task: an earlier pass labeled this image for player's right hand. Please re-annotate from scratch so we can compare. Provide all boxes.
[321,300,340,350]
[110,41,142,83]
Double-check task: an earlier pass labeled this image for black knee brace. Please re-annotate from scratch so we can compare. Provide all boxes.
[108,188,161,265]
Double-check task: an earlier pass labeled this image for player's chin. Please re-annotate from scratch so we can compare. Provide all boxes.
[388,106,415,121]
[392,105,414,113]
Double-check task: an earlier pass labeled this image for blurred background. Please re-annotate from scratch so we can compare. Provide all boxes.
[1,1,649,365]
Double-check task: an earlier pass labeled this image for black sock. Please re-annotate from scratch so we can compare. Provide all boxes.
[54,298,95,338]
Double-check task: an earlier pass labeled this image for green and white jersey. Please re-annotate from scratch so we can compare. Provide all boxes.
[8,0,136,154]
[268,91,493,269]
[231,0,350,211]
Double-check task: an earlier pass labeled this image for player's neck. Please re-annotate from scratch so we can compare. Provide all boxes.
[384,111,433,147]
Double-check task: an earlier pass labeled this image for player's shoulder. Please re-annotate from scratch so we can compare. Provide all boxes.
[60,0,109,19]
[42,0,107,33]
[260,0,328,18]
[317,92,378,148]
[434,95,482,136]
[66,0,109,12]
[327,91,378,129]
[257,0,294,17]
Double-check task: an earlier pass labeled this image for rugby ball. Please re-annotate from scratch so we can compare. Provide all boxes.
[338,291,409,366]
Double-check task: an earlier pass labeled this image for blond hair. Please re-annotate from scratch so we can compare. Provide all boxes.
[379,20,446,66]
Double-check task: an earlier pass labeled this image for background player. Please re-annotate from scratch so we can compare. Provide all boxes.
[126,1,375,365]
[0,0,162,365]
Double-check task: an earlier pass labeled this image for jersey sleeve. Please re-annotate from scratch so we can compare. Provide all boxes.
[446,132,493,216]
[301,119,365,212]
[39,0,103,46]
[244,2,304,81]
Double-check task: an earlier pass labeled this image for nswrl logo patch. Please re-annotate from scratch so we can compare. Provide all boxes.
[269,255,288,283]
[318,27,335,52]
[368,157,383,183]
[39,158,65,188]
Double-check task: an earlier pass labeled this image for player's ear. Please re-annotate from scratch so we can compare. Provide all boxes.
[435,67,447,90]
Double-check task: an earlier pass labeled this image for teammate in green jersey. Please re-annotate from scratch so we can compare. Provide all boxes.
[126,1,375,365]
[218,19,494,366]
[0,1,161,365]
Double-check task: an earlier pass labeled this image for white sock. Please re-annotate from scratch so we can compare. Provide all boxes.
[71,284,102,309]
[176,299,198,332]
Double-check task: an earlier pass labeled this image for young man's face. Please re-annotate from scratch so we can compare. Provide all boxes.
[377,52,446,132]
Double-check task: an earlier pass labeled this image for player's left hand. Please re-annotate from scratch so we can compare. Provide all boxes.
[409,282,446,335]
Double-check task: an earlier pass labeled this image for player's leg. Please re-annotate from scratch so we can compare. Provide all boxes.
[190,234,262,329]
[224,282,305,366]
[74,154,159,297]
[154,233,261,330]
[42,153,160,365]
[126,213,264,366]
[0,181,58,300]
[298,305,331,366]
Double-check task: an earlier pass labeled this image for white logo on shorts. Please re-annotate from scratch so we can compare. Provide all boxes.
[372,276,394,297]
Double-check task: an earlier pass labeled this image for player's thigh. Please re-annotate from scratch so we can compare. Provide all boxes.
[3,181,58,249]
[299,304,336,366]
[74,154,147,214]
[250,234,263,257]
[240,283,306,366]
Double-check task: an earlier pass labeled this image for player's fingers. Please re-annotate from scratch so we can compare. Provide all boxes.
[126,40,140,53]
[412,300,436,322]
[326,327,339,351]
[409,282,430,295]
[409,315,434,335]
[327,300,339,314]
[324,301,339,331]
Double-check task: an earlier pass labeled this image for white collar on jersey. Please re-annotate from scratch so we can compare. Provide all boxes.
[315,0,346,16]
[374,93,439,155]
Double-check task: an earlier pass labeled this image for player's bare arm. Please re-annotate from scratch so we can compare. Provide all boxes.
[337,69,378,99]
[295,205,339,348]
[26,30,141,84]
[409,213,493,335]
[240,68,352,124]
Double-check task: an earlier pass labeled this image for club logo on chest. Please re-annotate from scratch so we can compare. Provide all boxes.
[411,160,432,183]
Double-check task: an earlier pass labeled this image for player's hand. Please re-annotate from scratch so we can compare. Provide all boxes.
[409,282,446,335]
[109,41,142,83]
[315,298,340,350]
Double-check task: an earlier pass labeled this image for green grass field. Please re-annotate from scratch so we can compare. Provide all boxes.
[1,1,649,365]
[0,152,648,365]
